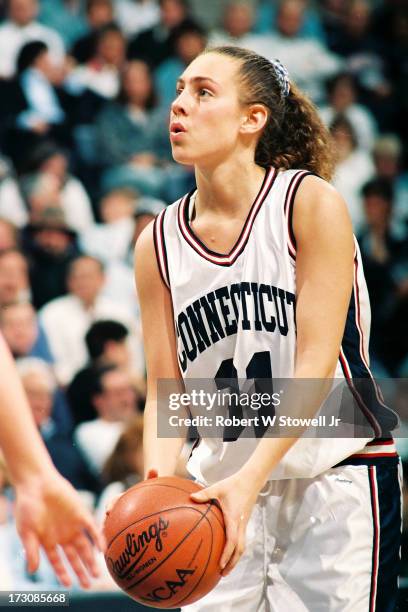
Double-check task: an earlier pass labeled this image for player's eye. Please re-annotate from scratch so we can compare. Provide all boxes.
[199,89,211,97]
[175,87,183,96]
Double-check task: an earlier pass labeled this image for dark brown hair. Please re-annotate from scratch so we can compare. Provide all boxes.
[204,46,335,181]
[102,415,144,485]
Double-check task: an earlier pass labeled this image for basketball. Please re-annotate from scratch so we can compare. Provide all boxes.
[103,476,226,608]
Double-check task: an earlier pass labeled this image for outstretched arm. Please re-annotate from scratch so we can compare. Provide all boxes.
[0,335,104,588]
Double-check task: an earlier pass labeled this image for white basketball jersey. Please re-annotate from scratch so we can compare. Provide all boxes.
[153,167,396,484]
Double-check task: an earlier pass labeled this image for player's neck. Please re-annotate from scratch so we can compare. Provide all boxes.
[194,159,267,218]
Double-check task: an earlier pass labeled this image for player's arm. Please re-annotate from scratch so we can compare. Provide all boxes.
[191,176,355,573]
[291,175,354,377]
[0,334,104,587]
[235,176,354,479]
[134,221,187,478]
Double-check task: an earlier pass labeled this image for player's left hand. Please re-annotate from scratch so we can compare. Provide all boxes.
[14,471,105,588]
[190,472,261,577]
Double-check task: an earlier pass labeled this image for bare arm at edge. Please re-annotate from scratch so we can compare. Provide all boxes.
[134,221,187,478]
[0,335,103,587]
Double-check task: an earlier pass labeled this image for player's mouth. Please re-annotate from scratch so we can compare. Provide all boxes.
[170,122,187,141]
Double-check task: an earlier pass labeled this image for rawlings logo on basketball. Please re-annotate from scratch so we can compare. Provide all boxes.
[107,517,169,580]
[141,568,196,603]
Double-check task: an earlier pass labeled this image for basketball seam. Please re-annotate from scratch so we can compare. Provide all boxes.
[106,505,206,549]
[116,482,225,533]
[208,500,225,532]
[122,504,213,591]
[171,512,216,608]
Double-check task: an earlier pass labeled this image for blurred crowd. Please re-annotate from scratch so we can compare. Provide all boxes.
[0,0,407,589]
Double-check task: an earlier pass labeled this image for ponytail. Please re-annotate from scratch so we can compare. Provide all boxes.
[205,46,335,181]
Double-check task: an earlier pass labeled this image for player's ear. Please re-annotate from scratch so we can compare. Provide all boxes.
[240,103,268,137]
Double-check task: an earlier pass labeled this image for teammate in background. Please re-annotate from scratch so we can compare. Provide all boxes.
[0,334,104,588]
[135,46,401,610]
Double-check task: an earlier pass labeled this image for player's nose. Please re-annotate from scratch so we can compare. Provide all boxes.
[171,89,190,116]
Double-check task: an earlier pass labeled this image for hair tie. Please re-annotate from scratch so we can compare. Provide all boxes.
[272,59,290,97]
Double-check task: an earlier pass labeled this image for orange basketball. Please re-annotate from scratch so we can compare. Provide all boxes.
[103,476,226,609]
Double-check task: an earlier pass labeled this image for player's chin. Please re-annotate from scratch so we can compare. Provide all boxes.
[171,147,196,165]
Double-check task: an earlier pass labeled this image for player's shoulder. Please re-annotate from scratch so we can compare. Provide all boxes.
[286,169,353,242]
[135,192,188,258]
[277,167,346,212]
[296,173,348,217]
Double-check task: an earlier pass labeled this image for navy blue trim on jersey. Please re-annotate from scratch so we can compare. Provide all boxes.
[339,285,398,437]
[153,209,170,288]
[368,462,401,612]
[335,455,399,468]
[178,166,278,266]
[285,171,315,257]
[182,167,271,259]
[341,286,371,378]
[159,210,170,286]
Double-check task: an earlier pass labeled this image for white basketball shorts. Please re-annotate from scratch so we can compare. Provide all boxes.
[182,456,402,612]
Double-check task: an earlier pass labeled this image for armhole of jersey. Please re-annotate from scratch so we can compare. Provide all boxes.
[153,208,170,290]
[284,170,315,261]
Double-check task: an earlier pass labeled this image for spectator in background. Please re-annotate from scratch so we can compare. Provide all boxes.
[319,72,377,151]
[0,249,30,306]
[67,23,126,99]
[127,0,197,68]
[0,158,27,228]
[0,220,19,252]
[0,301,54,364]
[39,255,143,385]
[133,198,164,243]
[0,0,65,78]
[70,0,115,65]
[95,60,173,199]
[209,2,261,49]
[156,22,207,111]
[39,0,88,49]
[330,114,374,233]
[329,0,375,57]
[80,187,138,264]
[95,414,144,524]
[16,357,99,493]
[372,134,408,240]
[18,140,94,233]
[319,0,346,49]
[372,0,408,142]
[1,41,70,161]
[114,0,159,39]
[80,188,165,313]
[22,207,80,309]
[256,0,342,104]
[67,320,136,426]
[80,187,165,263]
[358,178,408,374]
[74,365,138,475]
[255,0,326,41]
[328,0,392,129]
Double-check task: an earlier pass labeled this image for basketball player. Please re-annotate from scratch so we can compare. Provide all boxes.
[0,335,104,588]
[135,47,401,610]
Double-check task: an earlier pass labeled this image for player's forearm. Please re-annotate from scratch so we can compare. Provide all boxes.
[143,398,186,477]
[0,337,55,484]
[238,357,337,490]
